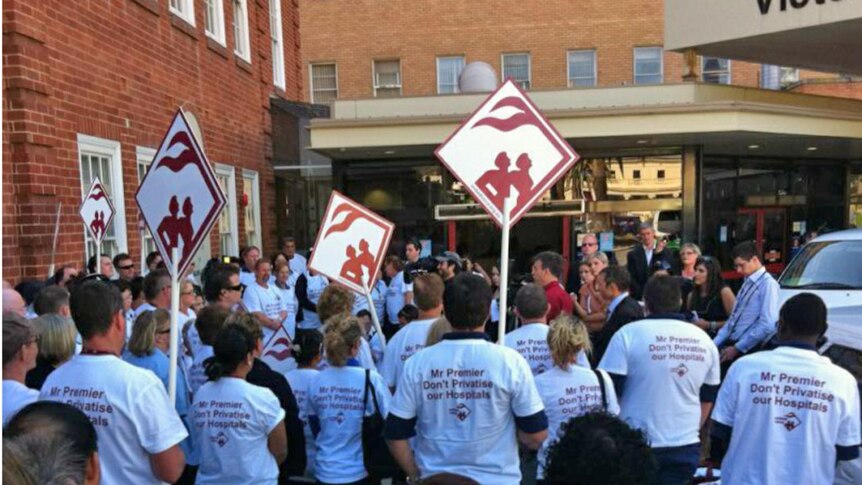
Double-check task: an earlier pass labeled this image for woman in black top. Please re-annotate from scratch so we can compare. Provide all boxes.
[687,256,736,337]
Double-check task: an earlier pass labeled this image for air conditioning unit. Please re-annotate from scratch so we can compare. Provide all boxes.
[434,200,585,221]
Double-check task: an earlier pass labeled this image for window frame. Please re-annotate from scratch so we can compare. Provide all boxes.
[567,49,597,87]
[270,0,286,90]
[77,134,128,260]
[701,57,732,85]
[135,146,157,271]
[215,163,239,257]
[204,0,226,46]
[309,63,339,104]
[242,169,262,249]
[436,56,465,94]
[232,0,251,63]
[372,59,402,98]
[170,0,196,26]
[501,52,532,89]
[633,46,664,85]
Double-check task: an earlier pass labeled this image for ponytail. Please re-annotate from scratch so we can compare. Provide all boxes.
[293,329,323,367]
[204,323,256,381]
[548,315,591,369]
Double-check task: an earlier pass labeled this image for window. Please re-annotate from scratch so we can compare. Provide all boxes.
[657,170,666,179]
[215,164,239,257]
[702,57,731,84]
[436,56,465,94]
[270,0,285,90]
[77,135,127,260]
[136,147,158,269]
[633,47,663,85]
[502,53,531,89]
[233,0,250,62]
[170,0,196,25]
[568,50,596,87]
[204,0,225,45]
[373,60,402,98]
[633,170,642,179]
[310,63,338,104]
[780,67,800,87]
[242,170,262,248]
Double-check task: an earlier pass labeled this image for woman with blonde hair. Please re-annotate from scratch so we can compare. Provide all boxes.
[572,254,608,332]
[316,284,376,370]
[25,314,77,390]
[533,315,620,483]
[307,315,391,485]
[424,316,454,347]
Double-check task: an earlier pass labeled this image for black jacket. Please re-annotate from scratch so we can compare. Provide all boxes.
[626,245,671,300]
[246,359,307,479]
[590,296,644,367]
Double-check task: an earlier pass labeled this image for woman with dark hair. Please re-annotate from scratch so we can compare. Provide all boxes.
[687,256,736,337]
[193,324,287,484]
[285,329,323,481]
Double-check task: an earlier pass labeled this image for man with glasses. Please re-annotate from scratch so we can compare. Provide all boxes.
[567,233,618,293]
[203,263,243,310]
[113,253,136,282]
[3,313,40,425]
[713,241,779,370]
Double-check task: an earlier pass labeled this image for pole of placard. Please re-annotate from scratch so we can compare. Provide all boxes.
[497,197,513,345]
[362,280,386,348]
[49,203,62,278]
[95,242,101,276]
[168,248,181,405]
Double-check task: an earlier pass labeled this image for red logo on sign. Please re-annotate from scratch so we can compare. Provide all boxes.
[79,176,116,244]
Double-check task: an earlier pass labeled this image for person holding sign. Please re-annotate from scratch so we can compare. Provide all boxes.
[710,293,861,485]
[384,274,548,485]
[193,323,287,484]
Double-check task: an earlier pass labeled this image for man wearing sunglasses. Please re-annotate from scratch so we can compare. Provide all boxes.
[566,233,619,293]
[113,253,136,282]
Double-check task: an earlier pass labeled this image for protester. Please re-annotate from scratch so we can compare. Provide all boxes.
[687,256,735,337]
[397,305,419,325]
[531,251,573,321]
[380,273,445,390]
[273,261,299,338]
[307,315,391,485]
[40,280,187,484]
[435,251,462,290]
[33,284,71,317]
[295,263,329,330]
[134,268,171,319]
[599,275,720,485]
[177,279,197,332]
[145,251,163,275]
[285,330,324,481]
[3,313,40,425]
[110,279,136,326]
[383,255,408,325]
[279,237,307,277]
[3,288,28,317]
[4,401,100,485]
[573,258,607,329]
[87,254,115,278]
[130,275,146,310]
[713,241,780,368]
[626,222,669,300]
[403,237,423,304]
[188,305,231,393]
[316,284,376,370]
[51,265,80,289]
[384,274,548,484]
[710,293,861,484]
[590,267,643,366]
[239,246,261,287]
[193,323,287,484]
[242,259,287,343]
[506,284,588,376]
[230,312,307,481]
[113,253,136,281]
[203,263,243,310]
[424,316,453,348]
[535,318,619,483]
[543,412,659,485]
[25,314,76,390]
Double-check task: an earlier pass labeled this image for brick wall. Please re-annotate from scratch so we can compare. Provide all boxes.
[3,0,302,283]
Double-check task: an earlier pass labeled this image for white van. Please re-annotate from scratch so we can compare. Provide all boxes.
[778,228,862,309]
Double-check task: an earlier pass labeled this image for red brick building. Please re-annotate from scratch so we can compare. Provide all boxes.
[3,0,303,283]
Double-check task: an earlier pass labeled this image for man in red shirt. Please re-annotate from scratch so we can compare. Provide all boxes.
[530,251,573,321]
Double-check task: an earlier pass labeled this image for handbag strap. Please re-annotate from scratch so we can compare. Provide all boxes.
[592,369,608,411]
[363,369,381,416]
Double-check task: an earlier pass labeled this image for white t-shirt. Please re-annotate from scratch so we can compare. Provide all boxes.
[287,254,307,278]
[275,284,298,340]
[352,281,387,320]
[133,302,157,320]
[307,365,391,484]
[534,366,620,479]
[712,346,861,485]
[386,271,407,323]
[40,354,187,485]
[298,274,328,329]
[504,323,590,376]
[389,336,546,485]
[243,281,285,343]
[189,345,215,395]
[369,331,385,366]
[239,269,256,289]
[379,318,436,388]
[357,338,377,370]
[285,368,319,478]
[193,377,285,484]
[598,318,720,448]
[3,380,39,425]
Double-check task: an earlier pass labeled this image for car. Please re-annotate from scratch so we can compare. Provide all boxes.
[778,228,862,309]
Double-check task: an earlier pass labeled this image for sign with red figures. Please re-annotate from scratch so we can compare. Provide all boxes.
[136,109,226,278]
[79,176,116,244]
[308,191,395,294]
[435,79,580,229]
[261,325,296,374]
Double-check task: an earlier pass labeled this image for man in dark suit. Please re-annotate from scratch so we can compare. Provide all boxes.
[626,222,670,300]
[590,266,644,366]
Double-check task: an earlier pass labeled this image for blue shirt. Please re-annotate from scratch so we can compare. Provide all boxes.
[713,267,780,353]
[606,292,629,318]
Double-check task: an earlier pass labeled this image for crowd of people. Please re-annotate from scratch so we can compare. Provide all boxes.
[2,226,860,485]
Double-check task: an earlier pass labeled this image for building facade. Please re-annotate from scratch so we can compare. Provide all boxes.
[3,0,303,282]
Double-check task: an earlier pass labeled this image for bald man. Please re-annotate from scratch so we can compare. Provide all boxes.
[3,290,27,317]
